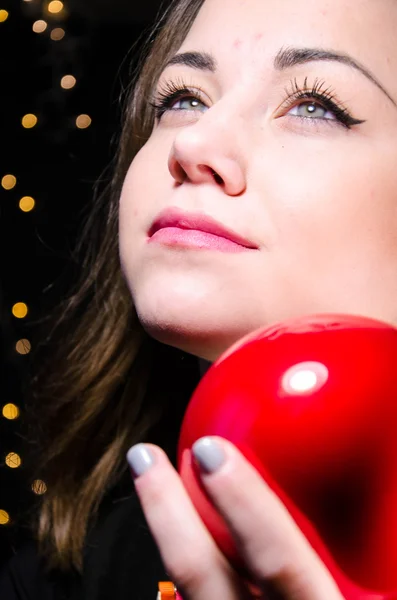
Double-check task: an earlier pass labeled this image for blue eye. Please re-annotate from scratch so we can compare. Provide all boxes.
[170,96,205,112]
[279,76,365,129]
[150,83,207,119]
[288,101,335,121]
[150,76,365,130]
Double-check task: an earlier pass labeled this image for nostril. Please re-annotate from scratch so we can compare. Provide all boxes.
[210,169,223,185]
[198,165,224,185]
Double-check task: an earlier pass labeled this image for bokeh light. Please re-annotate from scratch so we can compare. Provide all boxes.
[22,114,38,129]
[33,20,47,33]
[76,114,92,129]
[2,404,20,420]
[19,196,35,212]
[32,480,47,495]
[2,174,16,190]
[5,453,22,469]
[61,75,76,89]
[48,1,63,14]
[12,302,28,319]
[0,9,9,23]
[50,27,65,41]
[16,339,31,355]
[0,510,10,525]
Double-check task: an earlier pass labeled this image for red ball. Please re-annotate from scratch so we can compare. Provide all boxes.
[177,314,397,599]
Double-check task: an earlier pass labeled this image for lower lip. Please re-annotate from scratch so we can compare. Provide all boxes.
[148,227,250,252]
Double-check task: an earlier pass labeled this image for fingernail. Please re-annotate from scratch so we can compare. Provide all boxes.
[126,443,155,478]
[192,437,226,474]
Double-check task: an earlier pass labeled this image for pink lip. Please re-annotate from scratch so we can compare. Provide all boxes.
[148,207,258,250]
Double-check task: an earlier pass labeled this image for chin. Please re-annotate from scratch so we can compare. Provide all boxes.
[134,301,254,362]
[138,316,227,362]
[147,329,224,362]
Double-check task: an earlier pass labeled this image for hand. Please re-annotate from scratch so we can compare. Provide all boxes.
[126,436,344,600]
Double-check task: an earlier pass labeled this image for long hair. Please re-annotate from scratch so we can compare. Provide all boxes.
[24,0,205,574]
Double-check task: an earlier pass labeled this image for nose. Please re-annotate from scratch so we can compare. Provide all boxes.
[167,116,247,196]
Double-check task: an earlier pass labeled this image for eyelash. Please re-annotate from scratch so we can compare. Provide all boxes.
[149,75,365,130]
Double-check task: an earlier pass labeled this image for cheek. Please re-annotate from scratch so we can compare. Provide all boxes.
[119,135,172,223]
[119,147,157,252]
[261,140,397,256]
[119,148,151,224]
[119,156,146,281]
[119,136,175,281]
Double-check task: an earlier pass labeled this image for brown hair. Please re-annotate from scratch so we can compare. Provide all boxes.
[24,0,205,574]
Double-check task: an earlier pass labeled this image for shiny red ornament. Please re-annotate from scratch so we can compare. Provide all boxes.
[177,314,397,599]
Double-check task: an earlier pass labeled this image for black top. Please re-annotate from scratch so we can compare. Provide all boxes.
[0,469,168,600]
[0,346,202,599]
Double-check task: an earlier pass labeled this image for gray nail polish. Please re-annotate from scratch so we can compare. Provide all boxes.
[192,437,226,474]
[126,444,155,478]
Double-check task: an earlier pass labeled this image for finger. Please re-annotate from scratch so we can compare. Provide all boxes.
[127,443,250,600]
[191,437,344,600]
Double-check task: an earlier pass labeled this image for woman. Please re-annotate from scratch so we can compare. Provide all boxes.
[2,0,397,597]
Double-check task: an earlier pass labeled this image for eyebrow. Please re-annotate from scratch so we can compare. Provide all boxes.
[163,45,396,107]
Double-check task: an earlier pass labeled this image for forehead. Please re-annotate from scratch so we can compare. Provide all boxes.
[177,0,397,89]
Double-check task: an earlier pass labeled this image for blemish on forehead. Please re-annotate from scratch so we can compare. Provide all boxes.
[233,33,264,50]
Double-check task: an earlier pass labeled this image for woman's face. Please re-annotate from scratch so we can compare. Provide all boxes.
[119,0,397,362]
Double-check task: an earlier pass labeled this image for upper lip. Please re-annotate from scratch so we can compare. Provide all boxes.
[148,207,258,249]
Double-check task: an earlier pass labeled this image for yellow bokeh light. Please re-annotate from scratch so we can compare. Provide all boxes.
[76,114,92,129]
[48,1,63,14]
[2,404,20,420]
[33,20,47,33]
[6,453,22,469]
[0,10,9,22]
[12,302,28,319]
[61,75,76,90]
[19,196,35,212]
[0,510,10,525]
[2,174,16,190]
[22,114,38,129]
[16,339,31,355]
[51,27,65,41]
[32,480,47,495]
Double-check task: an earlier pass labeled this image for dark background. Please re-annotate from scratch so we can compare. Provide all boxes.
[0,0,169,568]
